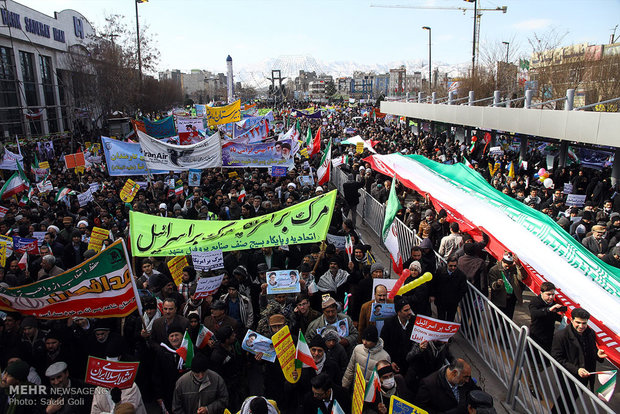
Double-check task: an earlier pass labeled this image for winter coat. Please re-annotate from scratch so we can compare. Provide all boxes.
[342,339,391,389]
[220,292,254,328]
[171,370,228,414]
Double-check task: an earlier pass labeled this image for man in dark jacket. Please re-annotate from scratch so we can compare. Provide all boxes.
[415,358,479,414]
[432,256,468,322]
[380,296,414,375]
[529,282,563,353]
[342,175,364,227]
[551,308,607,414]
[299,373,350,414]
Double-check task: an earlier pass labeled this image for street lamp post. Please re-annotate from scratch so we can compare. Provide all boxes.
[502,41,510,62]
[422,26,431,95]
[135,0,144,82]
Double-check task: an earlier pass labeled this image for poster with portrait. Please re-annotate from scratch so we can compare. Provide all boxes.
[372,278,398,300]
[266,270,301,294]
[241,330,276,362]
[37,141,55,161]
[369,303,396,322]
[316,318,349,339]
[221,139,297,168]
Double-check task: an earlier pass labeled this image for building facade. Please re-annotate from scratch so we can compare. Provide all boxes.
[0,0,95,138]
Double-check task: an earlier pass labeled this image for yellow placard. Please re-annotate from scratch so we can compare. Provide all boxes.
[39,161,50,170]
[75,166,85,174]
[388,395,429,414]
[0,241,6,267]
[272,325,301,384]
[352,363,367,414]
[206,100,241,127]
[120,179,140,203]
[87,227,110,252]
[228,171,238,178]
[356,142,364,154]
[167,256,189,286]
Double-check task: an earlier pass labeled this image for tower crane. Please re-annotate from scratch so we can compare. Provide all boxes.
[370,1,507,72]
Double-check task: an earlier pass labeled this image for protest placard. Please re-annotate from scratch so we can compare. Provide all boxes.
[266,270,301,294]
[326,233,346,250]
[356,142,364,154]
[88,227,110,252]
[272,326,300,383]
[352,364,367,414]
[562,183,573,194]
[167,256,189,286]
[372,278,398,299]
[189,169,202,186]
[120,179,140,203]
[369,303,396,322]
[85,356,139,389]
[410,315,460,343]
[241,330,276,362]
[191,250,224,271]
[78,188,94,207]
[271,166,288,177]
[388,395,428,414]
[566,194,587,207]
[194,274,225,299]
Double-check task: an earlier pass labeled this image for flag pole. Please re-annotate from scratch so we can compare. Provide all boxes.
[120,238,147,330]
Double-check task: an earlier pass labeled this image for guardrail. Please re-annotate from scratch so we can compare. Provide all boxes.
[329,170,615,413]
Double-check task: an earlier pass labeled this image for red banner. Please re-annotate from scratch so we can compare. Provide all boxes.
[85,356,139,389]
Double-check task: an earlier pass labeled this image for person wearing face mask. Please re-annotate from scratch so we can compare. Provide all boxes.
[364,360,413,414]
[415,358,480,414]
[172,353,228,414]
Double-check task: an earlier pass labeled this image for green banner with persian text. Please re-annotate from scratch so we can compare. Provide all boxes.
[130,190,337,256]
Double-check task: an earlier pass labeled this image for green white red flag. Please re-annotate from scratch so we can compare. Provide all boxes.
[317,139,331,186]
[381,177,403,274]
[196,325,213,349]
[176,330,194,369]
[363,367,382,402]
[309,127,321,157]
[295,330,317,369]
[595,370,616,402]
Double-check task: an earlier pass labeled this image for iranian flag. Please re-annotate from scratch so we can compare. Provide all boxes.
[176,330,194,369]
[295,330,317,370]
[381,177,403,274]
[364,368,382,403]
[237,188,247,203]
[0,169,28,200]
[308,127,321,157]
[595,370,617,402]
[17,252,27,271]
[317,139,331,186]
[174,181,183,196]
[463,157,474,169]
[55,187,71,202]
[196,325,213,349]
[345,234,353,262]
[332,154,349,168]
[305,127,312,147]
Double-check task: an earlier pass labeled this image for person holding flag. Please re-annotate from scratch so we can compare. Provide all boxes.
[381,176,403,275]
[363,360,414,414]
[293,333,342,402]
[153,324,191,412]
[172,352,229,414]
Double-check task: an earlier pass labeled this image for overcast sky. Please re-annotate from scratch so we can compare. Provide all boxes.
[26,0,620,74]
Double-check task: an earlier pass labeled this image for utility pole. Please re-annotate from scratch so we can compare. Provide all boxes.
[502,41,510,62]
[422,26,432,95]
[135,0,144,82]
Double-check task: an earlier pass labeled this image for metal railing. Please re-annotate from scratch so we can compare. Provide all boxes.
[329,171,615,413]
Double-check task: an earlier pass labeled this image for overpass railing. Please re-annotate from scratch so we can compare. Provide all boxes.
[330,170,615,413]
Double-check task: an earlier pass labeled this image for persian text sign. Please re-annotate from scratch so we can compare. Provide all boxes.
[85,356,139,389]
[352,363,367,414]
[410,315,460,343]
[206,100,241,126]
[191,250,224,271]
[194,275,225,298]
[101,136,167,176]
[167,256,189,286]
[137,130,221,170]
[130,190,336,256]
[88,227,110,252]
[272,325,300,383]
[388,395,428,414]
[0,239,137,319]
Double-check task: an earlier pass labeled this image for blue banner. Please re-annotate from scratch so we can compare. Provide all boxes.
[271,166,288,177]
[143,116,176,138]
[221,139,296,168]
[101,136,167,176]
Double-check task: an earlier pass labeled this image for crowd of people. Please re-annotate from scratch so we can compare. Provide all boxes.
[0,102,615,413]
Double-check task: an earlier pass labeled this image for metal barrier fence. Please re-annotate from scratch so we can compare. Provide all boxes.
[329,172,614,414]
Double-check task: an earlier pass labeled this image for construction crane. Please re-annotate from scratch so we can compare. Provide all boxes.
[370,1,507,73]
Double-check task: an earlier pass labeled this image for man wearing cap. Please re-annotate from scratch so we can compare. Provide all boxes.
[488,252,525,319]
[418,209,435,240]
[172,352,228,414]
[204,299,240,340]
[210,326,244,411]
[342,326,390,389]
[380,296,414,376]
[58,216,76,245]
[154,324,190,411]
[219,279,254,329]
[62,230,87,269]
[305,296,358,352]
[581,224,608,259]
[20,316,46,363]
[34,330,75,380]
[44,361,92,414]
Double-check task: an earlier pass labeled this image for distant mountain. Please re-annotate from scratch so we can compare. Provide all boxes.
[233,56,469,89]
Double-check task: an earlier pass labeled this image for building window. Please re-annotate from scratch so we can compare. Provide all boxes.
[40,55,58,133]
[19,51,38,107]
[0,46,22,136]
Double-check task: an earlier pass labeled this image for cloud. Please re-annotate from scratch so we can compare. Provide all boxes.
[513,19,552,31]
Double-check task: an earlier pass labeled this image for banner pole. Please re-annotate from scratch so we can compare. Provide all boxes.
[120,238,147,330]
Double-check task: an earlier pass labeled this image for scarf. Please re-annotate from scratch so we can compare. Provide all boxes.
[315,354,326,375]
[143,310,161,332]
[160,342,183,370]
[316,269,349,292]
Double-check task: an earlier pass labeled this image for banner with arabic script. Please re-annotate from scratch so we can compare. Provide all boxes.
[143,116,176,138]
[137,130,222,171]
[101,136,167,176]
[221,139,296,168]
[206,100,241,127]
[0,239,138,319]
[410,315,460,343]
[85,356,139,389]
[130,190,336,256]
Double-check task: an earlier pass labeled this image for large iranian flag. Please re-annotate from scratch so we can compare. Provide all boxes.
[366,153,620,368]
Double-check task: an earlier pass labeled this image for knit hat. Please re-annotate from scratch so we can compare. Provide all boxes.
[215,325,234,342]
[257,263,269,273]
[45,361,68,378]
[361,326,379,343]
[420,238,433,249]
[309,334,327,351]
[394,295,409,313]
[191,352,209,373]
[6,360,30,382]
[409,261,422,273]
[425,209,435,217]
[321,326,340,342]
[21,316,38,329]
[370,263,384,274]
[167,324,185,336]
[211,300,226,311]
